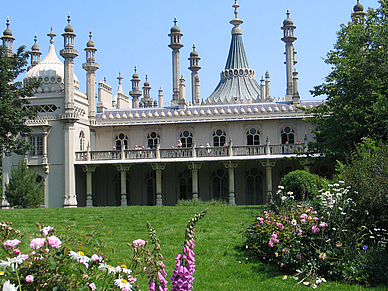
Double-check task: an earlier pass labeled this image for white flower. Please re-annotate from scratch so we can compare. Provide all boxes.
[281,196,287,201]
[68,251,91,268]
[2,280,17,291]
[312,283,318,289]
[293,277,299,280]
[303,281,310,286]
[291,219,297,226]
[278,185,284,189]
[282,275,287,280]
[0,254,27,271]
[114,276,132,290]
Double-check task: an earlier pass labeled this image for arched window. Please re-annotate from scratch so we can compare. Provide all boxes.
[212,168,228,201]
[79,131,85,151]
[213,129,226,147]
[115,133,128,150]
[246,128,260,145]
[179,130,193,148]
[281,126,295,144]
[179,169,192,200]
[246,167,263,204]
[147,131,160,149]
[145,171,156,206]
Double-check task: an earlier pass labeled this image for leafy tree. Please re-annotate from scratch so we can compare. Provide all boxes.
[0,45,40,156]
[5,160,44,208]
[305,1,388,163]
[338,138,388,229]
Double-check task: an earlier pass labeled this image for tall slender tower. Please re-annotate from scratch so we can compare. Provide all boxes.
[82,29,99,124]
[29,34,42,68]
[168,17,183,106]
[60,13,78,114]
[1,17,14,56]
[129,66,142,108]
[351,1,366,24]
[188,44,201,105]
[281,10,297,101]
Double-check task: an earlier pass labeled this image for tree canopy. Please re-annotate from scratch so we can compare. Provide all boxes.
[305,1,388,163]
[0,45,40,156]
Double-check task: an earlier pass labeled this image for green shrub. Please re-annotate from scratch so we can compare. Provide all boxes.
[279,170,322,200]
[5,160,44,208]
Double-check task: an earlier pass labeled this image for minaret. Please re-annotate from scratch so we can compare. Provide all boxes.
[281,10,297,101]
[60,13,78,114]
[29,33,42,68]
[129,66,142,108]
[178,75,187,108]
[265,71,271,101]
[141,75,153,108]
[168,17,183,106]
[351,1,366,24]
[1,17,14,56]
[292,69,300,104]
[188,44,201,105]
[82,29,99,124]
[158,87,164,108]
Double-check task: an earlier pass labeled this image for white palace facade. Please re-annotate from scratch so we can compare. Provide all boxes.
[1,1,363,208]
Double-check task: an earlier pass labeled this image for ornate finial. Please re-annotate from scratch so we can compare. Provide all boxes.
[34,33,38,44]
[6,16,10,28]
[47,26,56,44]
[134,65,137,73]
[67,12,71,25]
[173,16,177,26]
[117,72,123,85]
[233,0,239,19]
[89,28,92,40]
[286,8,290,18]
[192,43,196,51]
[145,74,148,82]
[104,75,106,82]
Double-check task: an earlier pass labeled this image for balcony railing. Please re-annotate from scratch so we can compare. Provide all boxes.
[75,144,306,162]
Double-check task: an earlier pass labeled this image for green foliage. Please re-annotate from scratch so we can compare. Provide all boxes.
[5,160,44,208]
[0,45,40,156]
[304,2,388,162]
[338,139,388,230]
[279,170,322,200]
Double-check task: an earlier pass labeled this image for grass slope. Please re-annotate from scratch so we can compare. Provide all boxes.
[0,204,385,291]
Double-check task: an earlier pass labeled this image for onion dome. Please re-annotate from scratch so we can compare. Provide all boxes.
[3,17,13,37]
[354,1,364,12]
[64,12,74,32]
[190,44,199,57]
[31,33,40,51]
[144,74,150,87]
[86,29,95,47]
[170,17,181,33]
[24,27,79,92]
[132,65,139,79]
[283,10,294,26]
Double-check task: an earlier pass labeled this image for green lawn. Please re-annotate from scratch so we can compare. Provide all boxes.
[0,204,386,290]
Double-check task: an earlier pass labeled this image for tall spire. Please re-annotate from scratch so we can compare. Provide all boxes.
[281,9,297,101]
[188,43,201,105]
[168,17,183,106]
[30,33,42,68]
[129,65,142,108]
[352,0,366,24]
[206,1,262,104]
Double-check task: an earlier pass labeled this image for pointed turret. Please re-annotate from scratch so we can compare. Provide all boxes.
[168,17,183,106]
[60,13,79,114]
[115,72,131,109]
[281,9,297,101]
[1,17,15,56]
[206,1,262,104]
[141,75,153,108]
[129,66,142,108]
[188,44,201,105]
[352,1,366,24]
[82,29,99,123]
[29,33,42,68]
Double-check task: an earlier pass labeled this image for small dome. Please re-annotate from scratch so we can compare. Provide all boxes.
[354,2,364,12]
[64,13,74,33]
[3,18,12,37]
[283,10,294,26]
[144,80,150,86]
[190,50,198,57]
[87,39,95,48]
[132,72,139,79]
[170,18,181,33]
[31,34,40,51]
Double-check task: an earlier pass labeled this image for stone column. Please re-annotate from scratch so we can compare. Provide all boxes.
[187,162,203,201]
[42,125,50,174]
[115,164,131,206]
[63,123,77,208]
[222,161,239,205]
[82,165,98,207]
[150,163,167,206]
[261,159,277,204]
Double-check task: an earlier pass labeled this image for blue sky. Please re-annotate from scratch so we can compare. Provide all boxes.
[2,0,379,103]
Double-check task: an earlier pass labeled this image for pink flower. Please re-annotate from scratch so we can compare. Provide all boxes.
[300,214,308,219]
[268,240,274,247]
[30,238,46,250]
[87,282,97,290]
[296,254,302,259]
[257,217,264,224]
[313,217,319,221]
[14,248,20,255]
[319,222,328,228]
[47,236,62,249]
[312,225,320,233]
[40,226,54,236]
[133,239,146,248]
[25,275,34,283]
[91,254,103,262]
[276,222,284,230]
[3,239,21,249]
